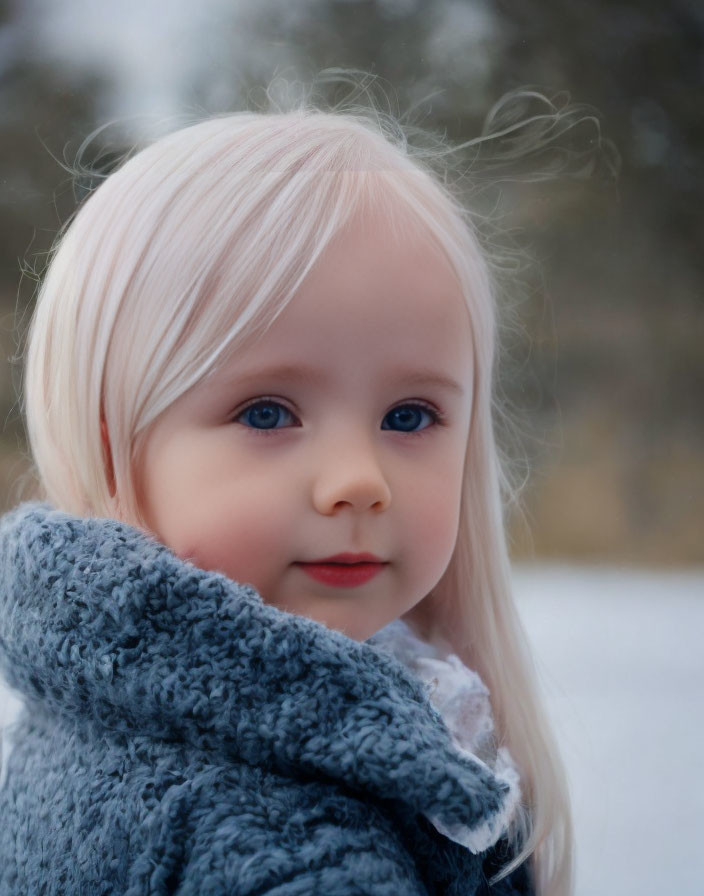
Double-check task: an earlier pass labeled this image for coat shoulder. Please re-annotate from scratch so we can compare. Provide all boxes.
[131,763,433,895]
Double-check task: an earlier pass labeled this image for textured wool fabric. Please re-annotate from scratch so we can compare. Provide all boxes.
[0,503,533,895]
[366,620,522,853]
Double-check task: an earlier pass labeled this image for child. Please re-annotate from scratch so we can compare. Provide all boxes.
[0,95,573,894]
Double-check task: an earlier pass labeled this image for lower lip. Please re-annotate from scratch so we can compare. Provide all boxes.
[297,562,385,587]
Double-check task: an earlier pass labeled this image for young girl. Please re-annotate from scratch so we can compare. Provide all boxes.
[0,95,573,894]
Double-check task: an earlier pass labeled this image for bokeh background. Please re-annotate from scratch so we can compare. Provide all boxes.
[1,0,702,563]
[0,2,702,894]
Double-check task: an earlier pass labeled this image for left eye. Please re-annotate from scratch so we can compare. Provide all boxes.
[236,401,296,430]
[381,404,437,432]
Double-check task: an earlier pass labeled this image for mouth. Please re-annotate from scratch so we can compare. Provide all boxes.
[295,553,387,588]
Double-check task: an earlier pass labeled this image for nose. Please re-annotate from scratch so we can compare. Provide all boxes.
[312,437,392,515]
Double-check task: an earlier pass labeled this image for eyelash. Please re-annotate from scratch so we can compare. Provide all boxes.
[232,397,445,437]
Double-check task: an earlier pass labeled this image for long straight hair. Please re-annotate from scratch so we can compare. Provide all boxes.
[23,102,573,894]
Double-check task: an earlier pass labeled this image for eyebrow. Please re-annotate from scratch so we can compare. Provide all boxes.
[221,363,465,395]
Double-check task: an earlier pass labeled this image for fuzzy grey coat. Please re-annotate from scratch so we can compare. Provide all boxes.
[0,503,532,895]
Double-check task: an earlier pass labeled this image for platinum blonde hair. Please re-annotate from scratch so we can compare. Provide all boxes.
[24,98,573,894]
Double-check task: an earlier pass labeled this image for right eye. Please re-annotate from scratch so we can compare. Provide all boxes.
[235,400,298,430]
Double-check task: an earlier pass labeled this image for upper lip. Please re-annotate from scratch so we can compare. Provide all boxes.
[299,553,385,565]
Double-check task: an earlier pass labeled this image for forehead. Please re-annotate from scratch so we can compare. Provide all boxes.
[246,208,473,372]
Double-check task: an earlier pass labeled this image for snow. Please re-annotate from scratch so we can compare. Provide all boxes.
[2,565,702,894]
[513,565,704,896]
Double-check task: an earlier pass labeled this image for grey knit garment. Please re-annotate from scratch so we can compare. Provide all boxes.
[0,503,532,895]
[366,620,521,853]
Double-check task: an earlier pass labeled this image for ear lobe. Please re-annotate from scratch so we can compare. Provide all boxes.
[100,415,117,498]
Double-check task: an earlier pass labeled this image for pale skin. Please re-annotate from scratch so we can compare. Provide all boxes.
[129,208,474,642]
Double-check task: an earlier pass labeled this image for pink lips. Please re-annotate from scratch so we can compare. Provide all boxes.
[296,553,386,588]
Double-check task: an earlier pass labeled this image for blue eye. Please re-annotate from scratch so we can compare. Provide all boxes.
[382,404,437,432]
[236,401,296,430]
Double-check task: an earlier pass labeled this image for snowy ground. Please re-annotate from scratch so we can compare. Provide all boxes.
[1,566,703,894]
[513,566,704,896]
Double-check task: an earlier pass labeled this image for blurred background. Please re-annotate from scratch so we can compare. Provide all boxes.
[0,0,702,563]
[0,1,702,894]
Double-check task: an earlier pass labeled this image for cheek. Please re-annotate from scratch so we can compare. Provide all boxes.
[407,472,463,582]
[424,493,462,557]
[178,496,293,595]
[141,441,296,596]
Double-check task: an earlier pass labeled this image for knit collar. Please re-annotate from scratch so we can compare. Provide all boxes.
[0,502,519,853]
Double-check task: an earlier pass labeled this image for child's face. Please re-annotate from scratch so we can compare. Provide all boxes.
[135,208,473,641]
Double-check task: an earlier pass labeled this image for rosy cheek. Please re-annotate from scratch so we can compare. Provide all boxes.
[183,515,277,594]
[174,544,199,564]
[420,492,461,562]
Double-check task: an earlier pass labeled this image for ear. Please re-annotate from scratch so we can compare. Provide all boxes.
[100,414,117,498]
